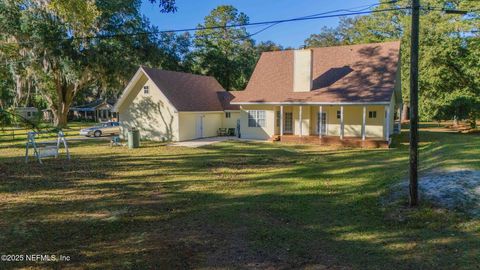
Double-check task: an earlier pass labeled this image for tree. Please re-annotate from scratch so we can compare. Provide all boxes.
[0,65,14,110]
[0,0,178,127]
[155,32,193,72]
[304,26,344,48]
[431,92,480,128]
[303,0,480,124]
[73,31,193,105]
[149,0,177,13]
[256,40,284,53]
[193,5,256,90]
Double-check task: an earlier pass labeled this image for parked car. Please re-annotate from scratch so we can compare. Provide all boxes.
[80,122,120,137]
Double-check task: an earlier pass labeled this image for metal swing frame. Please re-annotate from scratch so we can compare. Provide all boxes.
[25,131,70,164]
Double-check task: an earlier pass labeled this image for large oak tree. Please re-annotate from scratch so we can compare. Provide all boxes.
[0,0,177,127]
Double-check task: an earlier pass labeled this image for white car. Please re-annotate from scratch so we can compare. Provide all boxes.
[80,122,121,137]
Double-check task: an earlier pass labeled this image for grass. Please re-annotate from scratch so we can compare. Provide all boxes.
[0,123,479,269]
[0,122,97,143]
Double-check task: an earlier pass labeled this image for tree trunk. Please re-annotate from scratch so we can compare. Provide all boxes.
[469,113,477,129]
[453,115,458,126]
[49,72,78,128]
[401,103,409,122]
[37,65,90,128]
[51,98,71,128]
[52,107,69,128]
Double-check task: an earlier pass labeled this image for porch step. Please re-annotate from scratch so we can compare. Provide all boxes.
[270,135,281,142]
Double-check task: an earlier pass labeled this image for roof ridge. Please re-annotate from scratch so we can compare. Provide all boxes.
[260,40,400,55]
[309,40,400,50]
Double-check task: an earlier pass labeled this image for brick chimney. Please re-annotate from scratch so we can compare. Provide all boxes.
[293,49,313,92]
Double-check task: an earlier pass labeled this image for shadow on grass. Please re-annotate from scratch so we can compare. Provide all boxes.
[0,128,479,269]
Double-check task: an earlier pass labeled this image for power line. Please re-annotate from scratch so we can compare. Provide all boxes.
[86,7,412,39]
[3,3,478,66]
[0,6,412,46]
[421,6,480,14]
[0,5,411,67]
[245,1,398,39]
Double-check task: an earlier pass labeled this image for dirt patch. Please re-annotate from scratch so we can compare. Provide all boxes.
[387,169,480,217]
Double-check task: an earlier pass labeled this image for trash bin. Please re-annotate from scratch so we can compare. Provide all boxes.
[127,128,140,149]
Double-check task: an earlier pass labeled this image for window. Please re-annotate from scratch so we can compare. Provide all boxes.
[225,112,231,118]
[143,85,149,94]
[248,110,265,127]
[369,111,377,118]
[336,110,341,119]
[27,111,32,117]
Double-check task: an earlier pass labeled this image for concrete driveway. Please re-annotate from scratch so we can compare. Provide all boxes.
[168,136,239,148]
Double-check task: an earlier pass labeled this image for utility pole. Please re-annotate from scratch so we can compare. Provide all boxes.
[409,0,420,207]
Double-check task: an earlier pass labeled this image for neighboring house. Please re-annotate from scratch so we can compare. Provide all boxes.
[231,41,403,147]
[70,99,116,122]
[113,67,240,141]
[14,107,38,120]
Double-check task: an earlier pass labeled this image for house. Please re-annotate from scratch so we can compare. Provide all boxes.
[14,107,39,120]
[231,41,402,147]
[114,41,402,146]
[70,99,116,122]
[113,67,240,141]
[41,99,116,123]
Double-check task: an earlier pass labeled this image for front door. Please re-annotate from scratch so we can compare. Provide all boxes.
[317,112,327,135]
[195,115,204,138]
[284,112,293,134]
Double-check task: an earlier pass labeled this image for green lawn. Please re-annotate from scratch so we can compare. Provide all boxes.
[0,124,479,269]
[0,122,97,142]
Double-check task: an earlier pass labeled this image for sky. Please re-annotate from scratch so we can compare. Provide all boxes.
[141,0,379,48]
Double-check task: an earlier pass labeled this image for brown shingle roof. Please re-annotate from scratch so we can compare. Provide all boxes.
[142,67,239,111]
[232,41,401,104]
[217,91,241,110]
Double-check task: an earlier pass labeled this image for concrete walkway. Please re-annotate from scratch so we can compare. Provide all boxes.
[168,136,243,148]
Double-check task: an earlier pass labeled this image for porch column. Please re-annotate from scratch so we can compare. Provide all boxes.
[340,105,344,140]
[397,106,402,134]
[385,105,390,140]
[362,105,366,141]
[299,106,303,137]
[319,105,323,139]
[280,105,284,136]
[84,111,87,119]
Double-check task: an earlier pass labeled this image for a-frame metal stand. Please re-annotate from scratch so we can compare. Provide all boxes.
[25,131,70,164]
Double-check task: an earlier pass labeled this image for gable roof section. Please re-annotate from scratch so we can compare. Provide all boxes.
[217,91,240,110]
[114,67,239,112]
[232,41,401,104]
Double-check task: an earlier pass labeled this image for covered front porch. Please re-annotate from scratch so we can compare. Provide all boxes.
[272,104,401,146]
